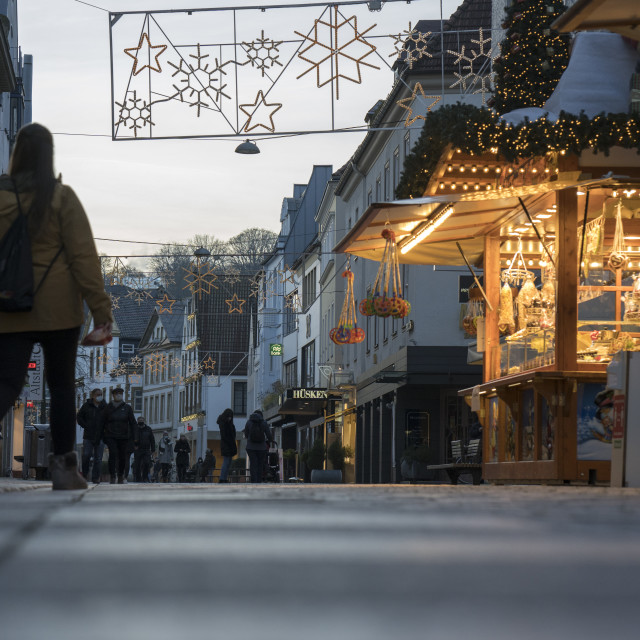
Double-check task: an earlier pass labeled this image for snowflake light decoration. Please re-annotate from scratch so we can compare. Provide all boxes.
[115,90,154,138]
[284,291,302,312]
[109,295,120,310]
[388,22,432,70]
[168,44,231,116]
[223,269,241,285]
[279,265,297,285]
[242,30,283,77]
[110,359,127,377]
[183,259,218,299]
[295,6,379,99]
[447,28,496,104]
[126,288,153,305]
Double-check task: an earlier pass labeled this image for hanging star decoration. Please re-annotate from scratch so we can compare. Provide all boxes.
[114,90,154,138]
[447,28,496,104]
[124,32,167,76]
[156,294,176,314]
[295,6,379,99]
[200,355,217,372]
[388,22,432,70]
[279,265,297,285]
[242,30,283,77]
[225,293,246,314]
[168,44,231,116]
[239,90,282,133]
[396,83,441,127]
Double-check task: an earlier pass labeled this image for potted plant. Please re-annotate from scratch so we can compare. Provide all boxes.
[400,443,432,481]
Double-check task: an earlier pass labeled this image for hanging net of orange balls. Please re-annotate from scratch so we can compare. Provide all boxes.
[330,268,365,345]
[359,228,411,319]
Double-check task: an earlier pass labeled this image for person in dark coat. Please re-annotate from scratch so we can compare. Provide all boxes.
[133,417,155,483]
[200,449,216,482]
[157,431,173,482]
[77,388,106,483]
[217,408,237,483]
[97,387,137,484]
[243,409,274,483]
[174,434,191,482]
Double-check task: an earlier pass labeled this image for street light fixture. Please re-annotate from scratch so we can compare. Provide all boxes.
[235,139,260,154]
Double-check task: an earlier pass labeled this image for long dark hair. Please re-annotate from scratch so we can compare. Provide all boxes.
[8,123,57,238]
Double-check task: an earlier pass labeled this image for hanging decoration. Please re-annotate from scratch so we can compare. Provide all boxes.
[239,90,283,133]
[388,22,432,70]
[447,28,496,104]
[295,6,379,100]
[462,289,484,336]
[396,83,441,127]
[242,30,283,77]
[183,258,218,299]
[623,275,640,322]
[608,200,628,270]
[501,238,532,286]
[498,282,516,335]
[578,213,605,278]
[115,90,155,138]
[359,229,411,319]
[124,32,167,76]
[225,293,246,313]
[156,294,176,314]
[330,268,365,344]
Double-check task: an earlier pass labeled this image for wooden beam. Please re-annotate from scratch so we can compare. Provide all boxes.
[483,231,501,382]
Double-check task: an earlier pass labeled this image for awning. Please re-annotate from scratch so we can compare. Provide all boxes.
[333,176,631,266]
[552,0,640,40]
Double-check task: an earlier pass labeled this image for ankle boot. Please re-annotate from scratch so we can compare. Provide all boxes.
[48,452,88,490]
[117,474,124,484]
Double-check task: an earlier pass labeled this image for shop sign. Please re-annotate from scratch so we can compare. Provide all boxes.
[289,388,328,400]
[270,343,283,356]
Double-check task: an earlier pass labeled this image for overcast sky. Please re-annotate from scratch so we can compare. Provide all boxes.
[18,0,462,259]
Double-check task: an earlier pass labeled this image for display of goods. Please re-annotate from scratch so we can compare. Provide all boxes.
[517,274,540,308]
[360,228,411,319]
[578,214,604,278]
[608,201,628,270]
[463,299,483,336]
[541,280,555,308]
[498,282,515,335]
[330,268,365,345]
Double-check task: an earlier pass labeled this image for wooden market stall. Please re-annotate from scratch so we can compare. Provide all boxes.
[335,147,640,484]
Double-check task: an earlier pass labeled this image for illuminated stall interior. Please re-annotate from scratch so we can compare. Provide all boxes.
[335,147,640,484]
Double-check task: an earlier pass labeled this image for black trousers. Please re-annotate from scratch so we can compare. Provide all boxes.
[104,437,129,478]
[247,449,267,483]
[133,450,152,482]
[0,327,80,455]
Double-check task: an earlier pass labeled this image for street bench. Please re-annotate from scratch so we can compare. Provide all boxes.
[427,439,482,485]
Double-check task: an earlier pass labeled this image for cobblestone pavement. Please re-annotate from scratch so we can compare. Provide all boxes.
[1,482,639,640]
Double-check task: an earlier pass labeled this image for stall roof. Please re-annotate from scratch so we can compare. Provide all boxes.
[552,0,640,40]
[333,176,593,266]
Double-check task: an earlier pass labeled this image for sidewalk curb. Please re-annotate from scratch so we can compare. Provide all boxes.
[0,481,51,494]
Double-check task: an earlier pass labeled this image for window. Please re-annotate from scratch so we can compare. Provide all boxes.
[303,268,316,310]
[383,315,388,342]
[121,343,134,354]
[132,387,143,413]
[284,291,298,336]
[384,161,390,201]
[393,147,400,191]
[374,314,379,348]
[301,341,315,387]
[160,394,165,422]
[144,397,149,420]
[375,176,381,201]
[404,132,411,159]
[233,381,248,416]
[367,188,372,206]
[366,288,371,352]
[283,359,297,388]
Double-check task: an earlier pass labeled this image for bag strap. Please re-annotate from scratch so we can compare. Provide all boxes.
[11,178,64,294]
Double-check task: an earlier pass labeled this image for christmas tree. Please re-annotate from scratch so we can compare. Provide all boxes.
[491,0,570,115]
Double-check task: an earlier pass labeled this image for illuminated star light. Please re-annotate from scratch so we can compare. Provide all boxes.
[124,32,167,76]
[396,83,441,127]
[239,90,282,133]
[225,294,246,314]
[156,294,176,314]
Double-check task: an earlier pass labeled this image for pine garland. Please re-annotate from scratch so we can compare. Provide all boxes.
[395,105,640,200]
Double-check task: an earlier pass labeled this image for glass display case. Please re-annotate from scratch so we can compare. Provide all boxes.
[577,320,640,364]
[500,327,555,377]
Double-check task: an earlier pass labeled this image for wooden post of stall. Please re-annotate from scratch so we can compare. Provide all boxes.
[483,231,501,383]
[555,171,579,481]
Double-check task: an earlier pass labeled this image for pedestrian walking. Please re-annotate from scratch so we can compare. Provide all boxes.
[0,124,113,490]
[157,431,173,482]
[217,408,237,483]
[174,433,191,482]
[243,409,274,483]
[133,417,155,482]
[98,387,137,484]
[200,448,215,482]
[77,389,106,483]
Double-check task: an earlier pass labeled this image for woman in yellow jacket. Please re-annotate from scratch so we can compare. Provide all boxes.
[0,124,113,489]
